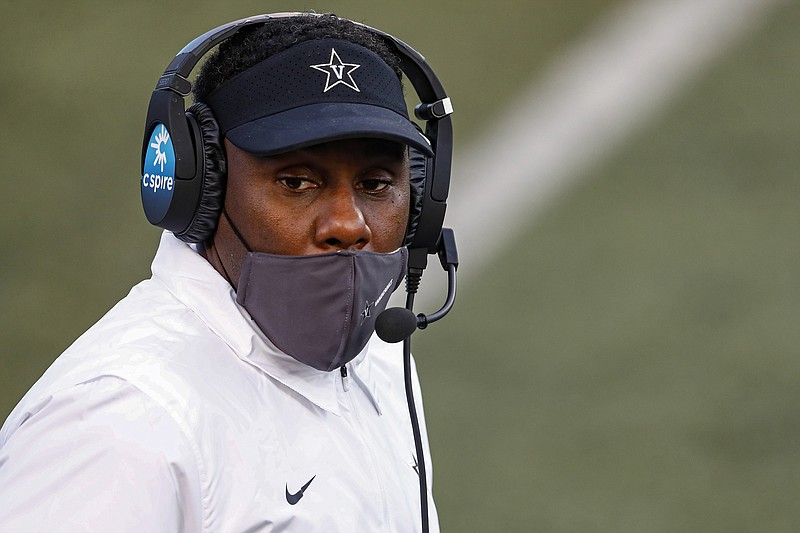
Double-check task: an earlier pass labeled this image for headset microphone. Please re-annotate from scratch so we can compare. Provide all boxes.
[375,308,418,343]
[375,228,459,343]
[374,228,457,533]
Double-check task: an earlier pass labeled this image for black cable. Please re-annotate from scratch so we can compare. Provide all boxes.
[403,283,429,533]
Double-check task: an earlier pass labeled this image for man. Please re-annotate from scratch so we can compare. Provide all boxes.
[0,13,451,532]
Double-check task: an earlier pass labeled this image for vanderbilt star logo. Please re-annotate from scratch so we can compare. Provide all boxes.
[310,49,361,93]
[359,278,395,326]
[285,475,316,505]
[360,300,373,324]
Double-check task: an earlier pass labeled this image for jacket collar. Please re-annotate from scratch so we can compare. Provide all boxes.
[150,232,382,416]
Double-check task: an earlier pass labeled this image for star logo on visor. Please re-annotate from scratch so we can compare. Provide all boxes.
[310,49,361,93]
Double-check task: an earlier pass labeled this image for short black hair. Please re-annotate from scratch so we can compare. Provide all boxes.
[192,13,403,103]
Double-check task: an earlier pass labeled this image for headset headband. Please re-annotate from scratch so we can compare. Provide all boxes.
[141,13,453,270]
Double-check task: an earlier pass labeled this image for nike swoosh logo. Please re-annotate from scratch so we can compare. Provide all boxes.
[285,475,316,505]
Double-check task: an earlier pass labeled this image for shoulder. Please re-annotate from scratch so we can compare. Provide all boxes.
[2,375,194,455]
[3,274,255,450]
[0,376,203,531]
[8,280,204,403]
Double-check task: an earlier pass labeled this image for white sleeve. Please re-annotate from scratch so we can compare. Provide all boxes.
[0,376,203,532]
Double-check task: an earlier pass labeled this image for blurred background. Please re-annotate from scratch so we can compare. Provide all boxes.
[2,0,799,531]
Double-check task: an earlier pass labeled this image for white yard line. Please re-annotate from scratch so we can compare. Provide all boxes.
[435,0,783,299]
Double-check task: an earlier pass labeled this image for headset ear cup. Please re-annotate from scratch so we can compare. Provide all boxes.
[404,146,427,246]
[175,102,227,243]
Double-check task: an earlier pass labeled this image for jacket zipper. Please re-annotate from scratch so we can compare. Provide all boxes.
[340,365,351,392]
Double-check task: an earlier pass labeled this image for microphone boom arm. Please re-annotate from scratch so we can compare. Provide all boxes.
[414,227,458,328]
[416,263,456,329]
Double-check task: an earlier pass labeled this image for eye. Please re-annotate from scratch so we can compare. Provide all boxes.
[359,178,391,193]
[278,177,316,191]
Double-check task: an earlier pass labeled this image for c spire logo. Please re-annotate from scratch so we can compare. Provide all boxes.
[310,49,361,93]
[142,122,176,221]
[150,125,170,172]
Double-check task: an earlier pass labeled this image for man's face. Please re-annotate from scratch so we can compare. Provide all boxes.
[210,138,411,284]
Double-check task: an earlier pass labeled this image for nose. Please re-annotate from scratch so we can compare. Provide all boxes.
[314,188,372,250]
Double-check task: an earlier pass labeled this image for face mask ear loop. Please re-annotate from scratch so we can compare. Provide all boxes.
[207,207,253,287]
[222,207,255,253]
[209,238,235,287]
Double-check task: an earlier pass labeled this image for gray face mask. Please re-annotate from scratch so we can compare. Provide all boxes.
[236,248,408,372]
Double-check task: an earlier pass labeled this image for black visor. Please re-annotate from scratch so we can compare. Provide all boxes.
[205,39,433,156]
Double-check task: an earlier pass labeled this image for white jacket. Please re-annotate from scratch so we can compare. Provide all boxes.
[0,232,439,532]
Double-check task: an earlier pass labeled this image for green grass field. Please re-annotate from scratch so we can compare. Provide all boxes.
[2,1,799,531]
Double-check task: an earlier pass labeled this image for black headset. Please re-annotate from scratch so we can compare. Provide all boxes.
[141,12,453,272]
